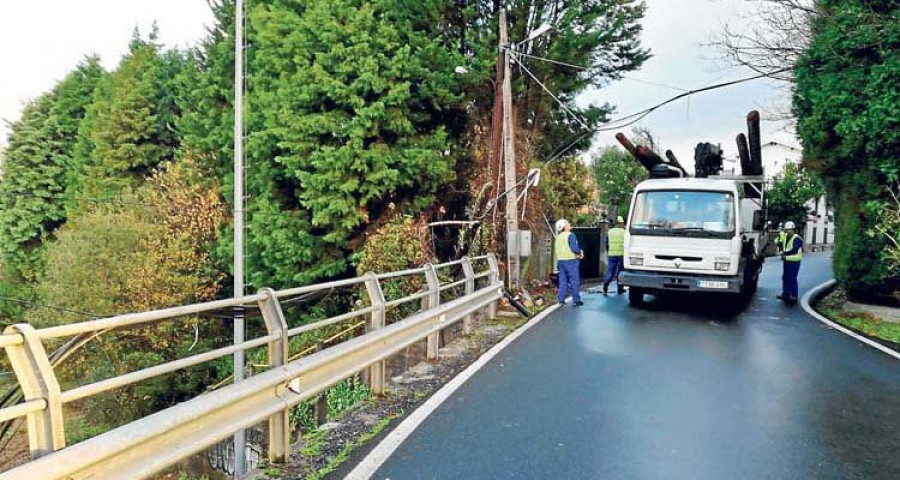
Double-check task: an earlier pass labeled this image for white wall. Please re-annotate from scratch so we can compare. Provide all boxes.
[761,142,835,246]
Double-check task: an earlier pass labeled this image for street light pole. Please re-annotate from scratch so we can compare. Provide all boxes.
[500,8,520,290]
[233,0,246,476]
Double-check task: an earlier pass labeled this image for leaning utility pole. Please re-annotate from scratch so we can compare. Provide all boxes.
[500,8,520,290]
[233,0,246,476]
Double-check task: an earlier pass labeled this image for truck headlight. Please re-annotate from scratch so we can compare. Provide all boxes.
[629,256,643,266]
[714,257,730,271]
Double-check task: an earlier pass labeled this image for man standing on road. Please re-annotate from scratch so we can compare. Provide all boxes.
[776,223,787,254]
[555,219,584,306]
[777,221,803,302]
[603,216,627,295]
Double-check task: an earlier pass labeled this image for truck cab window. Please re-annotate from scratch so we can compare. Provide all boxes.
[630,190,735,238]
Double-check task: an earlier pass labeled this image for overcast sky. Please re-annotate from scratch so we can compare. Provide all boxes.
[0,0,797,161]
[0,0,214,145]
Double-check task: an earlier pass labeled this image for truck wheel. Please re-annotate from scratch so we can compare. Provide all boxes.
[628,288,645,306]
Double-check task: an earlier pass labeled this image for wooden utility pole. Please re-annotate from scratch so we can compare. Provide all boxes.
[500,8,520,290]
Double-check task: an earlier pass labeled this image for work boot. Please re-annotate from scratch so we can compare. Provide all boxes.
[574,300,584,307]
[602,282,609,295]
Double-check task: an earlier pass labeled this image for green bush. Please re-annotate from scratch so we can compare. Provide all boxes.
[793,1,900,300]
[767,162,825,227]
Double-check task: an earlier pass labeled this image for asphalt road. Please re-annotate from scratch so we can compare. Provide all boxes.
[373,253,900,479]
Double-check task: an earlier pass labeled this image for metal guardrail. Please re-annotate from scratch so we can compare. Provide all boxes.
[0,254,501,479]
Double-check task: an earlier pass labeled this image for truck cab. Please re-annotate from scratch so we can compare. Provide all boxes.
[620,176,767,306]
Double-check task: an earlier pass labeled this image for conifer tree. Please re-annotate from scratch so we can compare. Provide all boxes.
[75,27,186,200]
[0,58,105,279]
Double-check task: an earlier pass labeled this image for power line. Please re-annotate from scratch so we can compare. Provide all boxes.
[481,65,793,216]
[0,295,101,318]
[513,51,688,91]
[512,55,590,130]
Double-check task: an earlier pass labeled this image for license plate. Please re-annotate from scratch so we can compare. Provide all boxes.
[698,280,728,289]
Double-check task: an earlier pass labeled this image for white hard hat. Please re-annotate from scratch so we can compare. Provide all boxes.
[784,221,796,229]
[555,218,569,232]
[617,216,624,224]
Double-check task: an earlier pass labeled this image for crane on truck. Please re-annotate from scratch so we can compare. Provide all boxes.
[616,111,769,306]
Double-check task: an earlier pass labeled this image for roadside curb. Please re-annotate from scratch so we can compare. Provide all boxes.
[344,302,563,480]
[801,279,900,360]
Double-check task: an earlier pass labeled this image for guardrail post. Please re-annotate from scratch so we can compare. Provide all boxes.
[257,288,290,464]
[461,257,476,335]
[363,273,386,396]
[3,324,65,458]
[486,253,500,320]
[314,342,328,426]
[423,264,441,361]
[422,263,441,361]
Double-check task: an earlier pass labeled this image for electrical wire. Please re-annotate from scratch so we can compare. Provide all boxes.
[514,51,688,92]
[511,55,590,130]
[0,295,102,318]
[477,66,792,219]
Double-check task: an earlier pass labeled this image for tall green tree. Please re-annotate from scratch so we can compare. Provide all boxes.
[793,0,900,300]
[0,58,105,280]
[229,0,470,287]
[74,28,187,201]
[590,146,648,220]
[766,162,825,228]
[467,1,649,157]
[177,0,649,288]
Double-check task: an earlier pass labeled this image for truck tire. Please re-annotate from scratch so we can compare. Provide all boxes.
[628,288,645,306]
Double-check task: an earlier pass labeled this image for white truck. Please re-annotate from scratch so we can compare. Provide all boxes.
[619,175,767,306]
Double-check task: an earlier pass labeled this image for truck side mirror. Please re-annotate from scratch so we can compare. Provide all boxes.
[753,210,765,231]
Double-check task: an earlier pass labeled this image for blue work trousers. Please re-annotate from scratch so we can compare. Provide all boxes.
[605,256,624,285]
[782,260,801,299]
[557,259,582,304]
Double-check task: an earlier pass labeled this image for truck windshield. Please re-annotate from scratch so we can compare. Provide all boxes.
[630,190,735,238]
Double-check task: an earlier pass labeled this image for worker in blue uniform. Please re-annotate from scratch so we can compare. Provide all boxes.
[603,216,627,295]
[555,218,584,306]
[777,221,803,302]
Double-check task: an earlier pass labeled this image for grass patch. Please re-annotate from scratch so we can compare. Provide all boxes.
[300,429,326,458]
[817,288,900,344]
[306,413,400,480]
[65,413,107,445]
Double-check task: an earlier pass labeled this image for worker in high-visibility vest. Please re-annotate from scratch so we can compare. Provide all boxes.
[603,216,627,295]
[777,221,803,302]
[555,218,584,306]
[776,224,787,254]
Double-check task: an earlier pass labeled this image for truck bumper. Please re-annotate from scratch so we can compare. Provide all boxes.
[619,269,742,294]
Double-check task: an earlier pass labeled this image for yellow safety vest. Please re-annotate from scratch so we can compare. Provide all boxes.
[608,227,626,257]
[555,232,577,261]
[783,234,802,262]
[777,231,787,251]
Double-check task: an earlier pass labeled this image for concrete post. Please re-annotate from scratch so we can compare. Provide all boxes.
[486,254,500,320]
[363,273,386,395]
[3,324,65,458]
[423,264,441,361]
[461,257,476,335]
[257,288,290,464]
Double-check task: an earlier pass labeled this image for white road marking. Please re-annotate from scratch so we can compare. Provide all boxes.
[801,280,900,360]
[345,302,563,480]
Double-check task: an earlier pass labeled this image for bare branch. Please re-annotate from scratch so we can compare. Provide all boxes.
[710,0,820,82]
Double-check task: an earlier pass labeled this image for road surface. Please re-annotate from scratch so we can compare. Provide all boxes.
[374,254,900,479]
